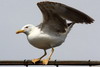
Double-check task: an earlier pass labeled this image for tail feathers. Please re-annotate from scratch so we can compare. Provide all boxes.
[68,22,75,29]
[65,22,75,34]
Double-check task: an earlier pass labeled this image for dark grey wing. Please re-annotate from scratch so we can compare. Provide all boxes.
[37,1,68,33]
[37,1,94,24]
[37,1,94,33]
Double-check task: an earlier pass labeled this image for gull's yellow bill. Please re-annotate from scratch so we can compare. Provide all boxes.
[16,30,24,34]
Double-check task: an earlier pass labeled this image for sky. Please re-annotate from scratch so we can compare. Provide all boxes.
[0,0,100,67]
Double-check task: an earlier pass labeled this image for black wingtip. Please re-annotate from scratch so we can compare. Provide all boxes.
[84,15,94,24]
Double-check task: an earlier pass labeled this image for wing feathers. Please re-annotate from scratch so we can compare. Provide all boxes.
[37,1,68,33]
[37,1,94,33]
[37,1,94,24]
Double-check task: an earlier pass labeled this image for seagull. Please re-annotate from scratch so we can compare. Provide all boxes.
[16,1,94,64]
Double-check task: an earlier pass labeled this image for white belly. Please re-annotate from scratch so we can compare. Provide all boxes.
[28,32,66,49]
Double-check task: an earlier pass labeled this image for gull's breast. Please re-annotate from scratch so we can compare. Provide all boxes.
[28,32,66,49]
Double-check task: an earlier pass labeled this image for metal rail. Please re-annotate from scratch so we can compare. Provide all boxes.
[0,60,100,67]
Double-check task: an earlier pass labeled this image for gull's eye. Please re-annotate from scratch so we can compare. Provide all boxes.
[25,26,29,28]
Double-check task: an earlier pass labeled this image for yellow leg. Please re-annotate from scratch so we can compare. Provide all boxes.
[40,50,47,59]
[32,49,47,64]
[42,48,54,65]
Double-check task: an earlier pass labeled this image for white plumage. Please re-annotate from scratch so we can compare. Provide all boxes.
[16,1,94,64]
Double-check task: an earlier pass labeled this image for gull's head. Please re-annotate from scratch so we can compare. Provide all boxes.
[16,24,35,35]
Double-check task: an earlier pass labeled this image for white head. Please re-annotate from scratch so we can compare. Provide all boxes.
[16,24,35,35]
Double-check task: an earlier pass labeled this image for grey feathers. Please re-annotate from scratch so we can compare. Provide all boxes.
[37,1,94,33]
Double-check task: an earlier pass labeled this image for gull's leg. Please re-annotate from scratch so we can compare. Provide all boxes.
[42,48,54,65]
[32,49,47,64]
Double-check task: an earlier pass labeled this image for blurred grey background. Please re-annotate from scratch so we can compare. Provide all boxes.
[0,0,100,67]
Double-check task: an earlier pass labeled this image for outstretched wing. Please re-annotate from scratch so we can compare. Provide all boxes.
[37,1,94,33]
